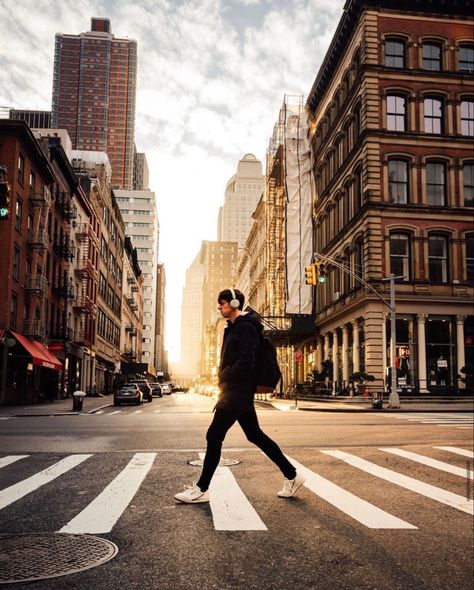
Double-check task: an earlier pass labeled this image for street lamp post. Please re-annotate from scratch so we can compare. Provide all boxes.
[313,253,402,408]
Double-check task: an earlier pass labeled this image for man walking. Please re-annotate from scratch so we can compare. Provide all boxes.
[175,288,305,504]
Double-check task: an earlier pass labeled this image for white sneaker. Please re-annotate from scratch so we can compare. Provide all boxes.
[277,473,306,498]
[174,483,210,504]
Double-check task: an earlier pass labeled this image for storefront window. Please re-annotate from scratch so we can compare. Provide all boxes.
[386,317,417,392]
[426,317,455,387]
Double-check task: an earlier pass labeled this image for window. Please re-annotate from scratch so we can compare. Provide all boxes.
[10,294,18,329]
[466,236,474,285]
[387,95,406,131]
[385,39,405,68]
[354,236,364,281]
[388,160,409,204]
[354,169,362,213]
[463,162,474,206]
[12,246,20,280]
[426,162,446,206]
[424,98,443,134]
[459,45,474,72]
[428,236,449,283]
[422,43,442,71]
[29,172,36,196]
[15,199,22,231]
[460,100,474,136]
[390,234,410,280]
[17,153,25,184]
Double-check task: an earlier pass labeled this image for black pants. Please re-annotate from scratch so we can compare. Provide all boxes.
[197,406,296,492]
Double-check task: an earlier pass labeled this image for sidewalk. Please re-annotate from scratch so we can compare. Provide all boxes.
[0,395,113,417]
[254,395,474,413]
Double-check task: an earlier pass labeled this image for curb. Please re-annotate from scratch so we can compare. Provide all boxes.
[254,400,474,413]
[88,404,113,414]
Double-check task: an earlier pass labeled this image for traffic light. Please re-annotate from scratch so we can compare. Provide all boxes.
[0,180,11,221]
[318,263,326,284]
[305,264,316,285]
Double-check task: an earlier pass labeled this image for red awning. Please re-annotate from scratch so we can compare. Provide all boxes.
[11,331,62,372]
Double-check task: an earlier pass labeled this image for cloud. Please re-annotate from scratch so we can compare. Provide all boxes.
[0,0,345,361]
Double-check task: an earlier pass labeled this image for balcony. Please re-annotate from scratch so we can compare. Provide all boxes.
[54,237,75,261]
[130,284,139,292]
[56,192,77,221]
[52,281,75,300]
[73,296,95,314]
[23,320,45,339]
[125,324,137,337]
[25,275,48,296]
[127,275,135,285]
[74,259,97,279]
[27,228,49,250]
[122,347,136,360]
[29,186,51,207]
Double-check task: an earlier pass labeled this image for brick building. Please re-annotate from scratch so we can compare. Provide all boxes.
[306,0,474,394]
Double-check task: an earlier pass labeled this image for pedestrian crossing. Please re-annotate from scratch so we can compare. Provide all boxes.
[380,412,473,429]
[0,446,472,534]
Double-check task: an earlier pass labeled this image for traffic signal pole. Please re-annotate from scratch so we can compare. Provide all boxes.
[313,252,402,408]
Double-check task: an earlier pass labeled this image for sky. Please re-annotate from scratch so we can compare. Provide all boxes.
[0,0,345,363]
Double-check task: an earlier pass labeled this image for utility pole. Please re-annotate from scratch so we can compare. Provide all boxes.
[313,252,402,409]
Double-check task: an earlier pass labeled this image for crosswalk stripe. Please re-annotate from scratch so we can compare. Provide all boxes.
[322,450,473,515]
[284,454,416,529]
[154,410,161,413]
[434,446,474,458]
[132,410,143,414]
[110,410,122,415]
[95,410,104,414]
[198,452,267,531]
[0,454,92,511]
[0,455,29,469]
[59,452,156,534]
[379,448,473,478]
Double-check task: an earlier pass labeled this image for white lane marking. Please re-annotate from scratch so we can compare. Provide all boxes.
[285,454,416,529]
[0,455,92,511]
[0,455,29,469]
[198,452,267,531]
[0,417,11,420]
[132,410,143,414]
[434,447,474,458]
[95,410,104,415]
[59,452,156,534]
[437,424,474,427]
[109,410,122,415]
[322,450,473,515]
[379,448,473,479]
[153,410,161,413]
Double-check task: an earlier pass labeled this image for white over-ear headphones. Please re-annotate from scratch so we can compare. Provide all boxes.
[229,288,240,309]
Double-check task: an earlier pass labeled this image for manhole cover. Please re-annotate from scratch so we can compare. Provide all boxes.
[188,457,240,467]
[0,533,118,585]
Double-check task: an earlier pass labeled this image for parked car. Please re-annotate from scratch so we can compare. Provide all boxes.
[114,384,143,406]
[129,380,153,403]
[150,383,163,397]
[172,384,189,393]
[160,383,172,395]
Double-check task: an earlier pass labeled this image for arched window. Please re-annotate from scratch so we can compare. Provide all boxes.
[461,100,474,136]
[466,235,474,285]
[390,233,411,280]
[422,42,442,71]
[343,183,350,227]
[387,94,407,131]
[354,168,362,212]
[353,106,361,143]
[463,161,474,206]
[385,38,405,68]
[388,159,409,204]
[426,161,446,206]
[424,97,444,134]
[353,236,364,281]
[428,235,449,283]
[343,248,351,294]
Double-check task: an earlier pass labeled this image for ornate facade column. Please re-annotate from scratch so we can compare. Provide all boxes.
[417,314,428,393]
[456,315,466,390]
[352,320,360,374]
[324,333,330,361]
[342,324,350,386]
[316,335,323,372]
[332,329,339,394]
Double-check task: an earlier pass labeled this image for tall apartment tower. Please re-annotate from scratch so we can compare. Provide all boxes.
[217,154,264,248]
[133,150,149,190]
[51,17,137,190]
[179,253,205,381]
[114,188,159,368]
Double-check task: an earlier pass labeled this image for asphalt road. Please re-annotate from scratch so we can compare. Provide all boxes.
[0,393,473,590]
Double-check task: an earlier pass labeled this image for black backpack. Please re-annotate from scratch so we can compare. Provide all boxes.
[255,336,282,393]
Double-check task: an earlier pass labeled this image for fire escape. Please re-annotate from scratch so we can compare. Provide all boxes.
[24,186,51,340]
[123,274,139,361]
[73,223,98,345]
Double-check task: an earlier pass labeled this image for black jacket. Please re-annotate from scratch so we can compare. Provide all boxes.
[216,312,263,411]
